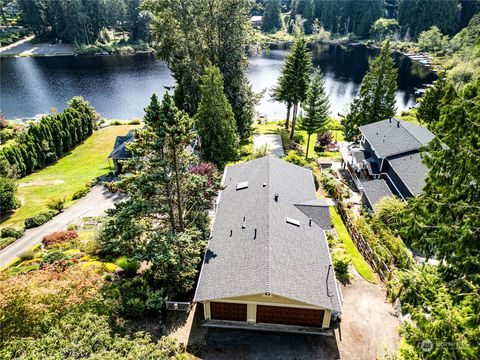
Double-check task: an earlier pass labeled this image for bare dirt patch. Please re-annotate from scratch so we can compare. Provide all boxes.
[19,180,65,187]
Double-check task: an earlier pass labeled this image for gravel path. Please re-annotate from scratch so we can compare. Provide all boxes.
[0,185,124,267]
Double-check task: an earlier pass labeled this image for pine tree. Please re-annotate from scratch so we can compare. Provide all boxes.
[299,69,330,158]
[195,66,239,167]
[261,0,282,33]
[342,40,398,140]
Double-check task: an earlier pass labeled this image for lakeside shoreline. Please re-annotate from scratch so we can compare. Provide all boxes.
[0,36,155,58]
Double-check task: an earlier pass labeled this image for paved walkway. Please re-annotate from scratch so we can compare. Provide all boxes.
[0,185,124,268]
[253,134,285,158]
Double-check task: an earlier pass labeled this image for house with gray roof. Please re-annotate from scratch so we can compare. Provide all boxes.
[345,118,433,208]
[108,130,134,174]
[194,156,342,334]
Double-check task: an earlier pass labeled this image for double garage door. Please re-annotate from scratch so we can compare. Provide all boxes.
[210,302,324,327]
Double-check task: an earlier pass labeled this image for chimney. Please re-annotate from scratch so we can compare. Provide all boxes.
[274,193,279,202]
[254,228,257,239]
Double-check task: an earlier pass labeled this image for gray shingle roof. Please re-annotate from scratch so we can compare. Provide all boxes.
[359,119,434,158]
[361,179,394,207]
[194,156,342,312]
[108,131,134,159]
[388,152,429,196]
[295,199,332,230]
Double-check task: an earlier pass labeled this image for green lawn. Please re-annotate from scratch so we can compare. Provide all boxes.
[1,125,138,228]
[252,121,283,134]
[330,207,377,283]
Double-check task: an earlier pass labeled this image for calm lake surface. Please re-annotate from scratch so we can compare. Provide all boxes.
[1,43,436,120]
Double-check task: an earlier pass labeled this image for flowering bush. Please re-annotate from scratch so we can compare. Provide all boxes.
[42,231,79,247]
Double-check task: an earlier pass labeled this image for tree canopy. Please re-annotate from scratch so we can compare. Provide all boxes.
[144,0,256,140]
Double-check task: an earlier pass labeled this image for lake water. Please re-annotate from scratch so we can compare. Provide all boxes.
[1,43,436,120]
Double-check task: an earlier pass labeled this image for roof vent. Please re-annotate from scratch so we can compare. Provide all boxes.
[286,217,300,227]
[262,183,267,187]
[274,193,279,202]
[396,120,400,128]
[254,228,257,239]
[230,230,233,237]
[242,224,246,229]
[236,181,248,190]
[309,218,312,227]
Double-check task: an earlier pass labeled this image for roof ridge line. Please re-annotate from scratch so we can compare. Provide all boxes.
[265,157,272,294]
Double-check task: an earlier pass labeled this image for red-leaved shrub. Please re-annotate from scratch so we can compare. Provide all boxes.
[42,231,78,247]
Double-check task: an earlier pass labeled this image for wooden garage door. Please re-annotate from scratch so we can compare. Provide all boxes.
[257,305,324,327]
[210,302,247,321]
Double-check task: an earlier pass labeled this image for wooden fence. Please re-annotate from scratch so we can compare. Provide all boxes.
[336,202,395,283]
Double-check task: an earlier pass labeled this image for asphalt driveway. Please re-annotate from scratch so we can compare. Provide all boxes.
[0,185,124,267]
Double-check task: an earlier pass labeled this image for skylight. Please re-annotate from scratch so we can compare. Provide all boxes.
[236,181,248,190]
[286,217,300,227]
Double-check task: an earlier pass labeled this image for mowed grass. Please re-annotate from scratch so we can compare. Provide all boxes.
[330,207,377,283]
[1,125,138,228]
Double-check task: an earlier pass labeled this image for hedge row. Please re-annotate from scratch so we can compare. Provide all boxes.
[0,97,96,178]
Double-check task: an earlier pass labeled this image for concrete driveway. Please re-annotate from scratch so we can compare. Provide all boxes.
[0,185,124,268]
[253,134,285,157]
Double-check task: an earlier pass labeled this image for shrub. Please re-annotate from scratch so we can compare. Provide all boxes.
[19,250,35,261]
[71,186,90,200]
[128,118,141,125]
[42,231,79,247]
[25,212,55,229]
[314,132,333,153]
[0,227,25,239]
[47,197,66,212]
[284,150,307,166]
[115,277,165,318]
[115,256,139,276]
[40,250,72,269]
[0,237,16,250]
[332,248,352,284]
[110,120,124,125]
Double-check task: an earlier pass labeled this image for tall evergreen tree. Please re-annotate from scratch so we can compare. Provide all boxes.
[342,41,398,140]
[299,69,330,158]
[96,92,220,299]
[275,37,312,139]
[416,73,448,126]
[402,79,480,286]
[261,0,282,33]
[195,66,239,168]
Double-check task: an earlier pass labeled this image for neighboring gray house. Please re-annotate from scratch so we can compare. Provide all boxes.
[194,156,342,334]
[347,118,434,208]
[108,130,134,174]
